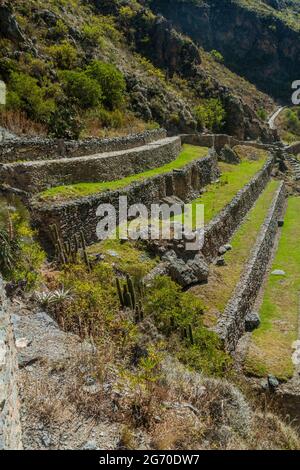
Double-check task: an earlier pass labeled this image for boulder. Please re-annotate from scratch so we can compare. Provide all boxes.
[268,375,279,390]
[218,246,228,256]
[164,251,209,287]
[219,145,241,165]
[216,257,226,267]
[0,4,26,43]
[224,244,233,251]
[245,311,261,332]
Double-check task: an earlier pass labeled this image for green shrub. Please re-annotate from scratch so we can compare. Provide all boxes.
[12,239,46,289]
[47,40,79,69]
[194,98,226,131]
[176,328,231,376]
[82,15,121,45]
[7,72,56,123]
[86,60,126,110]
[210,49,224,63]
[49,99,83,139]
[0,226,19,277]
[59,70,102,109]
[96,107,125,128]
[0,211,45,289]
[57,262,120,335]
[145,276,205,335]
[144,276,231,376]
[257,108,268,121]
[286,109,300,134]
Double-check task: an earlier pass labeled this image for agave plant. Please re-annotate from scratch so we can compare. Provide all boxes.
[35,288,72,307]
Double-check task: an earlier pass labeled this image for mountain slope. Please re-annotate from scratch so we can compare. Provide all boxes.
[0,0,276,140]
[149,0,300,100]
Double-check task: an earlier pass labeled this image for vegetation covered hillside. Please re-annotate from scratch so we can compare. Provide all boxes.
[0,0,275,140]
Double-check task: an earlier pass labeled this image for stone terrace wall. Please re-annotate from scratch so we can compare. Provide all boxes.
[0,129,167,163]
[181,133,278,154]
[202,155,274,261]
[0,276,22,450]
[215,181,286,352]
[0,137,181,194]
[32,151,219,254]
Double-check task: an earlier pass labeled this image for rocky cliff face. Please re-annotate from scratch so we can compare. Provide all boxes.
[149,0,300,100]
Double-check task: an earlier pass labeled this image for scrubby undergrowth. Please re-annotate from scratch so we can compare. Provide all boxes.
[1,194,300,449]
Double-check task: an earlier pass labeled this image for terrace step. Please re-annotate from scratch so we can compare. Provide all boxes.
[286,154,300,180]
[214,180,286,352]
[244,196,300,384]
[190,179,282,330]
[0,129,167,164]
[0,136,182,193]
[31,148,218,252]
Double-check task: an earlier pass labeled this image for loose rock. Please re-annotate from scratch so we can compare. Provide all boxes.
[245,311,260,332]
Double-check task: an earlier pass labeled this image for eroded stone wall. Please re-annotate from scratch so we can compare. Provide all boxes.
[215,181,286,352]
[0,129,167,164]
[0,137,181,194]
[31,151,218,253]
[0,276,22,450]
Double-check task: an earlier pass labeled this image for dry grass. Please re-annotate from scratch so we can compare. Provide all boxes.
[150,410,202,450]
[233,145,270,161]
[118,426,137,450]
[249,412,300,450]
[0,110,47,136]
[82,112,155,139]
[20,345,300,450]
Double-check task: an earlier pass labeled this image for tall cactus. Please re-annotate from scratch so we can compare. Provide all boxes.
[116,275,145,320]
[80,230,91,271]
[126,275,136,310]
[188,324,194,345]
[123,285,133,309]
[116,277,125,308]
[50,223,91,269]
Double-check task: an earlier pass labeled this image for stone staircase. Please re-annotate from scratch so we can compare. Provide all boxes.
[286,154,300,181]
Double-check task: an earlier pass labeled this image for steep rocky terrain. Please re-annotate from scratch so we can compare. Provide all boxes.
[150,0,300,100]
[0,0,277,141]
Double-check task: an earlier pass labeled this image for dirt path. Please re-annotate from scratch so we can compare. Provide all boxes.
[268,106,285,130]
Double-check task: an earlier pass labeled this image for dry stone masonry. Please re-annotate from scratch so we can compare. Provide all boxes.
[215,181,286,352]
[0,128,167,163]
[0,136,181,193]
[0,276,22,450]
[181,133,279,154]
[31,150,219,253]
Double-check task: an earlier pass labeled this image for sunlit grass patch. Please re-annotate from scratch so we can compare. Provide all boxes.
[175,151,268,229]
[190,180,280,326]
[38,144,208,202]
[87,238,158,280]
[245,197,300,381]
